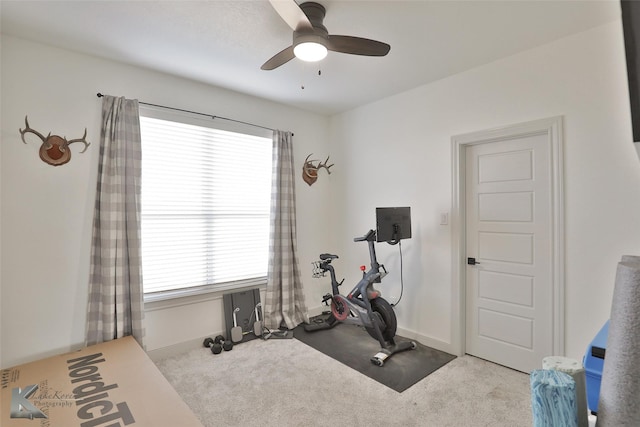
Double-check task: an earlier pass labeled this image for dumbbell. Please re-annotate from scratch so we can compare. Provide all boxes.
[203,335,233,354]
[203,336,222,354]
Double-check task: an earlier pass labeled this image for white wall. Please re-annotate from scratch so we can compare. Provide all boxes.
[0,35,331,367]
[329,20,640,360]
[0,58,3,369]
[4,19,640,368]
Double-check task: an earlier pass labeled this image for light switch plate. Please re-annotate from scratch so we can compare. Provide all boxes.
[440,212,449,225]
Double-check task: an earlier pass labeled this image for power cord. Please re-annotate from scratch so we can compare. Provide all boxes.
[390,239,404,307]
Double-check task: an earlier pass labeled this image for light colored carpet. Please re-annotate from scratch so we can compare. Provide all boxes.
[155,338,532,426]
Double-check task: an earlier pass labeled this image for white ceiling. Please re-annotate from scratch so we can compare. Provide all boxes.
[1,0,621,115]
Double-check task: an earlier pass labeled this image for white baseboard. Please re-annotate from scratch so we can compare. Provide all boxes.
[307,305,329,318]
[146,332,225,362]
[147,312,457,361]
[396,326,456,355]
[149,306,331,362]
[308,305,457,356]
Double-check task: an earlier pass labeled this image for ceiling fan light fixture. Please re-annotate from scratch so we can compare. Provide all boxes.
[262,0,390,70]
[293,41,328,62]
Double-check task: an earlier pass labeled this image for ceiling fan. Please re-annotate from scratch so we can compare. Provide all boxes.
[261,0,391,70]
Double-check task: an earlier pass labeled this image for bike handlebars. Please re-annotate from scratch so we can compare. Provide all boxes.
[354,229,376,242]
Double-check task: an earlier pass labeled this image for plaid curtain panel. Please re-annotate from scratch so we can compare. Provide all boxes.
[264,130,309,329]
[86,95,145,347]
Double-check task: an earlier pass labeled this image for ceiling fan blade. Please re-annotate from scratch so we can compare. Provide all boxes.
[326,35,390,56]
[261,45,296,70]
[269,0,313,32]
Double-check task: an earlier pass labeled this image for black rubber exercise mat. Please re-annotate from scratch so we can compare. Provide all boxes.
[293,321,456,392]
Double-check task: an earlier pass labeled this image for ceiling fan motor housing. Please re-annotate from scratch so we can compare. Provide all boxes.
[262,0,390,70]
[294,2,328,47]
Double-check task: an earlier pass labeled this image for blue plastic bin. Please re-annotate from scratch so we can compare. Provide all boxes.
[583,320,608,414]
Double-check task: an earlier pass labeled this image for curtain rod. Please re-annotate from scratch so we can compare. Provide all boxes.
[96,93,290,135]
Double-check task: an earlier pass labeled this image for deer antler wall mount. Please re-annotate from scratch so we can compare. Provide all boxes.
[19,116,90,166]
[302,154,334,186]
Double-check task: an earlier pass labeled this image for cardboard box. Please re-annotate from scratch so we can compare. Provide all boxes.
[0,336,203,426]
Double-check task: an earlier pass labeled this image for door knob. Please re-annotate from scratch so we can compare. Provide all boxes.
[467,257,481,265]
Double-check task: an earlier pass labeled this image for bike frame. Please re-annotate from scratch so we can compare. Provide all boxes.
[319,230,389,346]
[308,229,415,366]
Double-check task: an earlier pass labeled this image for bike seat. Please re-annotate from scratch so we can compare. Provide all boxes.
[319,253,339,260]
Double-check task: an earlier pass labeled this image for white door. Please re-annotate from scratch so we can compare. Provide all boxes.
[465,132,554,373]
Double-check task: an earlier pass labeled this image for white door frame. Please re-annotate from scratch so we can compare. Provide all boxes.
[450,116,565,358]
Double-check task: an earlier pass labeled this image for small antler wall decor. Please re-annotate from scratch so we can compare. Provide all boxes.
[19,116,90,166]
[302,154,334,186]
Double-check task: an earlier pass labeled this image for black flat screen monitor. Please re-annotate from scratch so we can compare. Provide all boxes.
[622,0,640,142]
[376,207,411,243]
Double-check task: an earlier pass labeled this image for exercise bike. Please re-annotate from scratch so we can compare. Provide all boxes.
[304,229,416,366]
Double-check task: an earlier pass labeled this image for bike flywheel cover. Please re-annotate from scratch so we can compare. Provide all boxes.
[331,295,349,321]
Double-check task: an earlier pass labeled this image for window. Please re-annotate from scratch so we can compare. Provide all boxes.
[139,108,272,301]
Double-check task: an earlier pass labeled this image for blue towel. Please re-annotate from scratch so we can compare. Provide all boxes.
[530,369,578,427]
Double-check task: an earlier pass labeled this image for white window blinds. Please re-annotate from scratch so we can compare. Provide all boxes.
[140,113,272,300]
